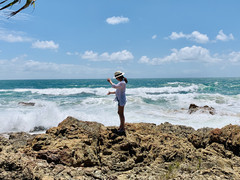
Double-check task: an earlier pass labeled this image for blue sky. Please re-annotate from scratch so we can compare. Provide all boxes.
[1,0,240,79]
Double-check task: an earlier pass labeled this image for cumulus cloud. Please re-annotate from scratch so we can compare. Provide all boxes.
[228,51,240,63]
[190,31,209,43]
[81,51,99,60]
[139,56,150,64]
[0,28,60,51]
[0,56,110,79]
[0,28,32,42]
[32,40,59,50]
[139,46,220,65]
[168,31,209,43]
[81,50,134,61]
[216,30,234,41]
[106,16,129,25]
[168,32,185,40]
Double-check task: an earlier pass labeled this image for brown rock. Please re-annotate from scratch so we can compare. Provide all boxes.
[188,127,213,149]
[1,116,240,179]
[188,104,216,115]
[209,125,240,156]
[157,122,195,139]
[18,102,35,106]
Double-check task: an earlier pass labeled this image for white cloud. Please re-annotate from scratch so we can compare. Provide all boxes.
[190,31,209,43]
[0,28,60,51]
[0,28,32,42]
[216,30,234,41]
[139,46,220,65]
[168,31,209,43]
[0,56,110,79]
[152,35,157,39]
[169,32,186,40]
[66,52,80,56]
[32,40,59,50]
[106,16,129,25]
[81,50,134,61]
[228,51,240,63]
[139,56,150,64]
[81,51,99,60]
[66,52,73,56]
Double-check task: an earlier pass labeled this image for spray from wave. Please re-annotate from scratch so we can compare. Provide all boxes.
[0,78,240,133]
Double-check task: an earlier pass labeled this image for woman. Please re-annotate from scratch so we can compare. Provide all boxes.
[107,71,128,132]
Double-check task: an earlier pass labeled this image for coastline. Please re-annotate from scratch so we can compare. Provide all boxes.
[1,116,240,179]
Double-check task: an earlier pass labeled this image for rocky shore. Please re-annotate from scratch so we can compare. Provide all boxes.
[1,116,240,180]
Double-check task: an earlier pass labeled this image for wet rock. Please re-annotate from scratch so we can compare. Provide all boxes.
[188,104,216,115]
[30,126,47,133]
[18,102,35,106]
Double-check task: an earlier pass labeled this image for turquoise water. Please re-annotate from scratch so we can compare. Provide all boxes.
[0,78,240,132]
[1,78,240,94]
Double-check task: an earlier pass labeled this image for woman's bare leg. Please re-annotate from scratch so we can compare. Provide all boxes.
[118,105,125,130]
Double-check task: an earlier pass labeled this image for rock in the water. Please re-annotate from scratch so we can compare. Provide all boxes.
[188,103,216,115]
[18,102,35,106]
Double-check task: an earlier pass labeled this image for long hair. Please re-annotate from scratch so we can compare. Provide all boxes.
[118,75,128,84]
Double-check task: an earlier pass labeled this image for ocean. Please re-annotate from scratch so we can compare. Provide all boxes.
[0,78,240,133]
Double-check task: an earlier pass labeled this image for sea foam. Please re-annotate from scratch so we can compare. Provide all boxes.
[0,79,240,133]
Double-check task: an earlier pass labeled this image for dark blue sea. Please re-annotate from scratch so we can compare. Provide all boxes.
[0,78,240,132]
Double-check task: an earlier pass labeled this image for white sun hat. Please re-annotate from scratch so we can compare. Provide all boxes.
[114,71,125,78]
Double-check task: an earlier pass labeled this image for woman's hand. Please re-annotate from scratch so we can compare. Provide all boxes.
[107,78,114,95]
[107,91,115,95]
[107,78,113,84]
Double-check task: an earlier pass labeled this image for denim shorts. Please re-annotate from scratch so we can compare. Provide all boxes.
[116,97,126,106]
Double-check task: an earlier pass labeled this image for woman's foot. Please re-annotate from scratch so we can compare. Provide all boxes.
[118,127,125,132]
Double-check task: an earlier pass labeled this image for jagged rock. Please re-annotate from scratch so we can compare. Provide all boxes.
[1,116,240,179]
[188,127,214,149]
[157,122,195,139]
[188,104,216,115]
[209,125,240,156]
[24,116,105,167]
